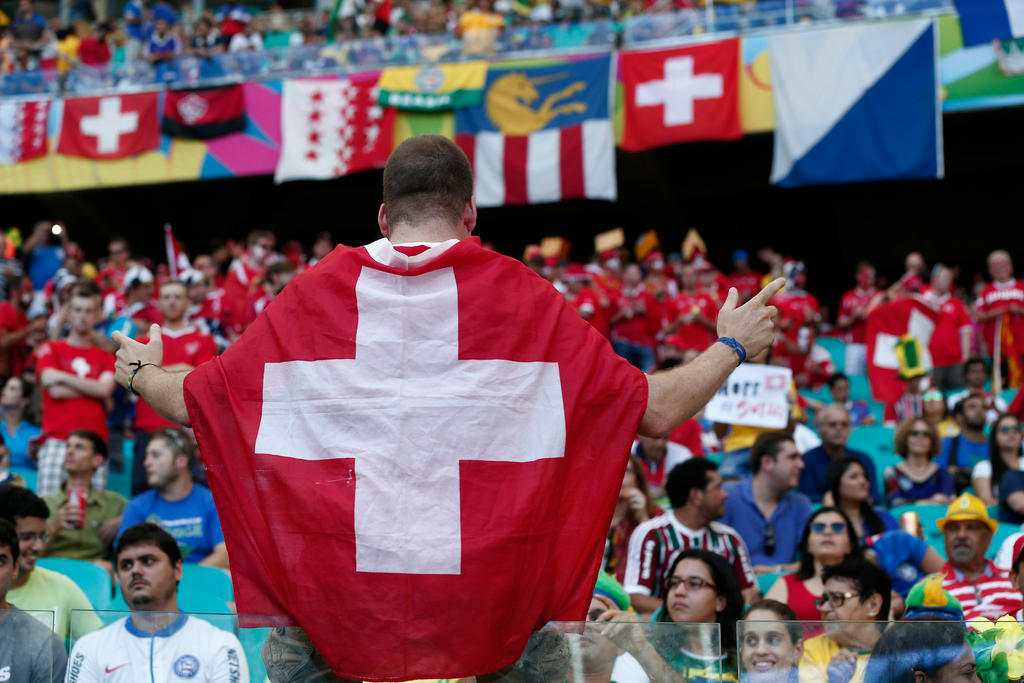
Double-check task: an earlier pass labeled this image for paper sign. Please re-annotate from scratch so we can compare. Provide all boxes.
[704,363,792,429]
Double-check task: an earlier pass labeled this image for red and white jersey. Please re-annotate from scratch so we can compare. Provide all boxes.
[924,292,971,368]
[665,292,717,352]
[774,289,820,342]
[65,614,249,683]
[568,287,610,338]
[727,271,762,302]
[941,560,1022,621]
[976,279,1024,356]
[134,327,216,432]
[611,286,659,347]
[36,341,114,441]
[623,512,755,597]
[838,287,877,344]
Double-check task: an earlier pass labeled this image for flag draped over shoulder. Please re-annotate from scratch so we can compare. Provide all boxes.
[378,62,488,110]
[183,237,648,680]
[866,297,939,404]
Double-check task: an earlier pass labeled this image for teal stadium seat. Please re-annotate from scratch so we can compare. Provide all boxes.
[1002,387,1018,406]
[890,504,947,546]
[37,558,113,610]
[846,425,896,462]
[816,337,847,374]
[8,467,36,491]
[181,564,234,602]
[757,571,784,596]
[110,586,233,615]
[988,522,1021,560]
[847,375,872,402]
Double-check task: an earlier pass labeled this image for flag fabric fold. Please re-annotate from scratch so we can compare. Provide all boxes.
[866,297,940,404]
[768,19,942,187]
[164,224,190,278]
[162,84,246,140]
[454,54,616,206]
[183,237,648,680]
[954,0,1024,45]
[378,62,488,110]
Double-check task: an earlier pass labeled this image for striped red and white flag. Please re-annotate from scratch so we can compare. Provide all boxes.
[0,100,49,165]
[455,122,615,207]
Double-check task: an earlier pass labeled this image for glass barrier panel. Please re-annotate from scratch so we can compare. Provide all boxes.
[736,619,997,683]
[0,608,62,683]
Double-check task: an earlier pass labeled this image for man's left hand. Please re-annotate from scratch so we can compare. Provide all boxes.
[111,324,164,390]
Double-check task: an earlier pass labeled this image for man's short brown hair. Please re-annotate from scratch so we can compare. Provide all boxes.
[69,279,101,301]
[382,135,473,228]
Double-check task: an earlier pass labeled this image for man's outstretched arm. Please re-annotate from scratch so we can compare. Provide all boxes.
[111,325,192,427]
[639,278,784,438]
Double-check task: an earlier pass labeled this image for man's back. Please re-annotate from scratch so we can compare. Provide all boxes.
[0,606,68,683]
[67,613,249,682]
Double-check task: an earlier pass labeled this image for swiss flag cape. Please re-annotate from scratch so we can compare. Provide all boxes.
[865,297,939,404]
[621,38,742,152]
[183,237,648,680]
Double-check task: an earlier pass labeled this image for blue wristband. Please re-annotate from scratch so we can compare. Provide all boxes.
[716,337,747,364]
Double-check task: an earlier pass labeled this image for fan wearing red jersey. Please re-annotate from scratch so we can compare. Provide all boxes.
[35,281,115,496]
[111,136,783,680]
[131,280,216,496]
[975,250,1024,382]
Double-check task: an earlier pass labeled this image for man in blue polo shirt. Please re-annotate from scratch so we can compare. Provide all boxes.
[722,432,813,575]
[800,404,881,504]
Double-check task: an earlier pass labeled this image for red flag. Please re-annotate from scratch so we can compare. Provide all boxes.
[0,100,49,164]
[183,238,648,680]
[161,84,246,140]
[57,92,159,159]
[621,38,742,152]
[164,224,190,278]
[865,297,939,404]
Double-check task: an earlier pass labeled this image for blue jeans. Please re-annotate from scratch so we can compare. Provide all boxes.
[612,339,656,372]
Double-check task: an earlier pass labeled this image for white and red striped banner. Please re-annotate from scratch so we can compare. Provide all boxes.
[456,121,615,207]
[0,100,49,165]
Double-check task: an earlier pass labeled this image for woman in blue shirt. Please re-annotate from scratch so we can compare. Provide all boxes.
[1,376,40,470]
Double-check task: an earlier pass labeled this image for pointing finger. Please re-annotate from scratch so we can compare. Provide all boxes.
[750,278,786,307]
[110,331,133,348]
[720,287,738,315]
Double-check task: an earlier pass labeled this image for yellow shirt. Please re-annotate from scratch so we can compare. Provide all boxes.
[798,633,870,683]
[7,566,103,642]
[459,9,504,32]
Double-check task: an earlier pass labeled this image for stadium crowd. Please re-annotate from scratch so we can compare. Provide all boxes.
[2,217,1024,680]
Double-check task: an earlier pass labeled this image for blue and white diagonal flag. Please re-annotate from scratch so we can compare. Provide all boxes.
[955,0,1024,45]
[768,19,943,188]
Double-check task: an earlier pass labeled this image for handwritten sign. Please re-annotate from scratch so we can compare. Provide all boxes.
[704,364,793,429]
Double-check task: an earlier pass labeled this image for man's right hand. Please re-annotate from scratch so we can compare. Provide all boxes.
[111,324,164,390]
[716,278,784,359]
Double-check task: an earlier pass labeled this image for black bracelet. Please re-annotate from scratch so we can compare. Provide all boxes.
[128,362,157,397]
[716,337,747,364]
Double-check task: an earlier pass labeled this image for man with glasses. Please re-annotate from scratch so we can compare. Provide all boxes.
[0,484,102,641]
[800,557,891,683]
[722,432,812,576]
[799,404,881,504]
[938,493,1022,620]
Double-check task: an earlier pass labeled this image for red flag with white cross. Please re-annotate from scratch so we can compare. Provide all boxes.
[57,92,160,159]
[621,38,743,152]
[183,238,648,680]
[274,75,396,183]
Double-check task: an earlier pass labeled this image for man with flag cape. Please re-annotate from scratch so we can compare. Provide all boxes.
[111,135,783,681]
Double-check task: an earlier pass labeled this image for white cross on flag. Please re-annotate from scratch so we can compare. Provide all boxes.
[621,39,743,152]
[57,92,159,160]
[275,76,396,183]
[183,238,648,680]
[0,100,49,165]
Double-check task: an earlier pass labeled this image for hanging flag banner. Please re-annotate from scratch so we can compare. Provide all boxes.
[0,100,49,165]
[162,84,246,140]
[378,62,488,111]
[57,92,160,160]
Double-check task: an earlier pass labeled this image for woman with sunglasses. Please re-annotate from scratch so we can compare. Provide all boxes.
[973,413,1024,508]
[596,548,744,682]
[883,418,954,507]
[764,508,862,621]
[822,458,897,540]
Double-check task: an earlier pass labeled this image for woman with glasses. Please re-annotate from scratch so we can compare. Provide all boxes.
[883,418,954,507]
[764,507,861,621]
[822,458,897,540]
[738,599,803,683]
[604,453,663,583]
[596,548,744,682]
[973,413,1023,508]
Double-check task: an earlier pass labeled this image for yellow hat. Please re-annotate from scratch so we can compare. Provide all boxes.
[936,493,998,534]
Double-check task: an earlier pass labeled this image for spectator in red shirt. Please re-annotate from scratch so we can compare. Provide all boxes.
[34,280,115,497]
[564,264,609,338]
[975,250,1024,382]
[130,279,216,496]
[925,264,973,393]
[0,275,45,378]
[835,261,877,376]
[244,261,296,327]
[663,264,717,353]
[727,249,762,304]
[610,263,658,371]
[77,20,112,66]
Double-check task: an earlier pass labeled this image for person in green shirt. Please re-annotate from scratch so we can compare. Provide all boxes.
[41,430,125,574]
[0,483,102,643]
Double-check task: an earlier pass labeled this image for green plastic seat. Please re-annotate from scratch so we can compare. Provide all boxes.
[757,571,785,596]
[37,557,113,610]
[816,337,847,374]
[181,564,234,602]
